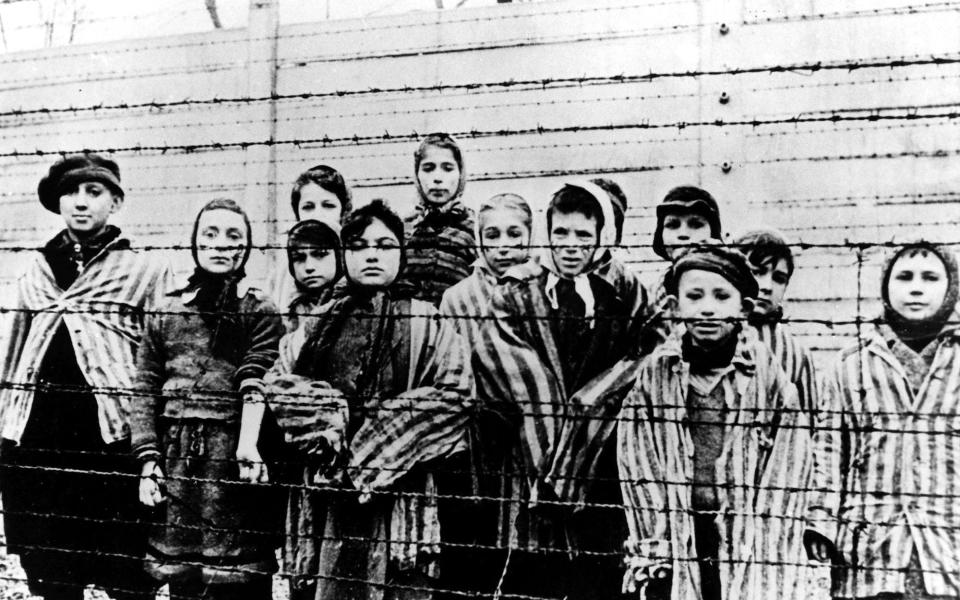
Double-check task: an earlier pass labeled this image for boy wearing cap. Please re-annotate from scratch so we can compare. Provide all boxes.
[618,246,810,600]
[0,154,172,600]
[476,181,641,600]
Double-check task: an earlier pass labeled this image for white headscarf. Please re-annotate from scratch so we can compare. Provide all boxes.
[542,180,617,328]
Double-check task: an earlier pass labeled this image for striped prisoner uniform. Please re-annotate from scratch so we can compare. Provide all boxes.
[807,324,960,598]
[618,329,811,600]
[403,199,477,306]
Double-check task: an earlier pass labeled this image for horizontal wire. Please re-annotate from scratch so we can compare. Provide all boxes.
[0,105,955,159]
[0,53,956,120]
[743,0,960,25]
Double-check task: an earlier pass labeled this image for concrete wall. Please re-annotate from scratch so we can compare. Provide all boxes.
[0,0,957,363]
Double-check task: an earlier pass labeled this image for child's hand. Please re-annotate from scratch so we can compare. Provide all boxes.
[236,444,269,484]
[139,461,165,507]
[804,530,838,563]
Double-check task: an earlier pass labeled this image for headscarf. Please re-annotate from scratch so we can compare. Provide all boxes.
[652,185,722,260]
[881,241,959,346]
[542,180,617,326]
[287,219,343,292]
[664,244,759,302]
[171,198,252,358]
[413,133,466,205]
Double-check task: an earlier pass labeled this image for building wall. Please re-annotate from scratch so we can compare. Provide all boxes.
[0,0,957,363]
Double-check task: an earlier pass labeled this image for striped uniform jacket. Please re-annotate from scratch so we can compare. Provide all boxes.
[470,259,643,549]
[403,200,478,306]
[807,324,960,598]
[0,234,173,444]
[618,330,811,600]
[752,320,818,414]
[264,295,474,577]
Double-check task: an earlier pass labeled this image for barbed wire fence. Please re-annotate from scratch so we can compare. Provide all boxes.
[0,0,958,599]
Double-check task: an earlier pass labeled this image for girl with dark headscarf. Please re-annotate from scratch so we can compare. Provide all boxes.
[807,242,960,600]
[129,199,285,600]
[285,219,343,331]
[403,133,478,306]
[266,199,473,600]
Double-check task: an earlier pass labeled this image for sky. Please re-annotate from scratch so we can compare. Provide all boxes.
[0,0,533,52]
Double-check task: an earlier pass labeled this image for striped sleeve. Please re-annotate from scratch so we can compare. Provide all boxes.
[806,356,853,545]
[618,362,672,578]
[348,305,474,493]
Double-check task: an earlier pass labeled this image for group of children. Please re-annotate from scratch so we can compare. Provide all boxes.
[0,132,957,600]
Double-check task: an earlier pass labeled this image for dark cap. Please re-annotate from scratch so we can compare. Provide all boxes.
[37,153,124,214]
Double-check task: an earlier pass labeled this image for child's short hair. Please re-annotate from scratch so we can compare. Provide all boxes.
[287,218,342,271]
[341,199,405,248]
[546,184,605,237]
[590,178,627,243]
[652,185,722,259]
[733,229,795,280]
[290,164,352,221]
[414,133,464,174]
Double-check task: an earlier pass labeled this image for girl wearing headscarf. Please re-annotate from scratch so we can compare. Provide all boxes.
[472,181,639,600]
[266,199,473,600]
[403,133,478,306]
[439,193,537,598]
[619,245,811,600]
[129,198,285,600]
[807,242,960,600]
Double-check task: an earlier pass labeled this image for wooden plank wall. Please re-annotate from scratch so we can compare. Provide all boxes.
[0,0,957,365]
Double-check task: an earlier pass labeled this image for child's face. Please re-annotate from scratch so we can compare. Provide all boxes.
[417,146,461,205]
[661,210,712,259]
[291,245,338,291]
[298,183,343,224]
[59,181,122,238]
[196,208,249,276]
[344,218,401,288]
[549,210,598,278]
[480,208,531,277]
[676,269,748,346]
[887,251,949,322]
[751,257,790,316]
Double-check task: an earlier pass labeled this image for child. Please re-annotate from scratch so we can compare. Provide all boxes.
[285,219,342,331]
[474,181,638,600]
[291,164,353,224]
[276,218,343,599]
[439,193,537,599]
[275,164,352,328]
[619,245,810,600]
[130,198,285,600]
[806,241,960,600]
[0,153,172,600]
[733,229,817,412]
[266,199,473,600]
[645,185,723,347]
[403,133,478,305]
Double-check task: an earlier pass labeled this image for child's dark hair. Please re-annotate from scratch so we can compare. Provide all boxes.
[733,229,795,280]
[414,133,464,174]
[341,199,405,248]
[290,164,352,221]
[546,184,605,237]
[590,178,627,243]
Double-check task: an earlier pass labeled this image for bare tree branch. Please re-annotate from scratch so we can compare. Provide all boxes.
[204,0,222,28]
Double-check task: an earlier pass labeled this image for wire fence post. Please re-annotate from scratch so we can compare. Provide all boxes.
[244,0,280,289]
